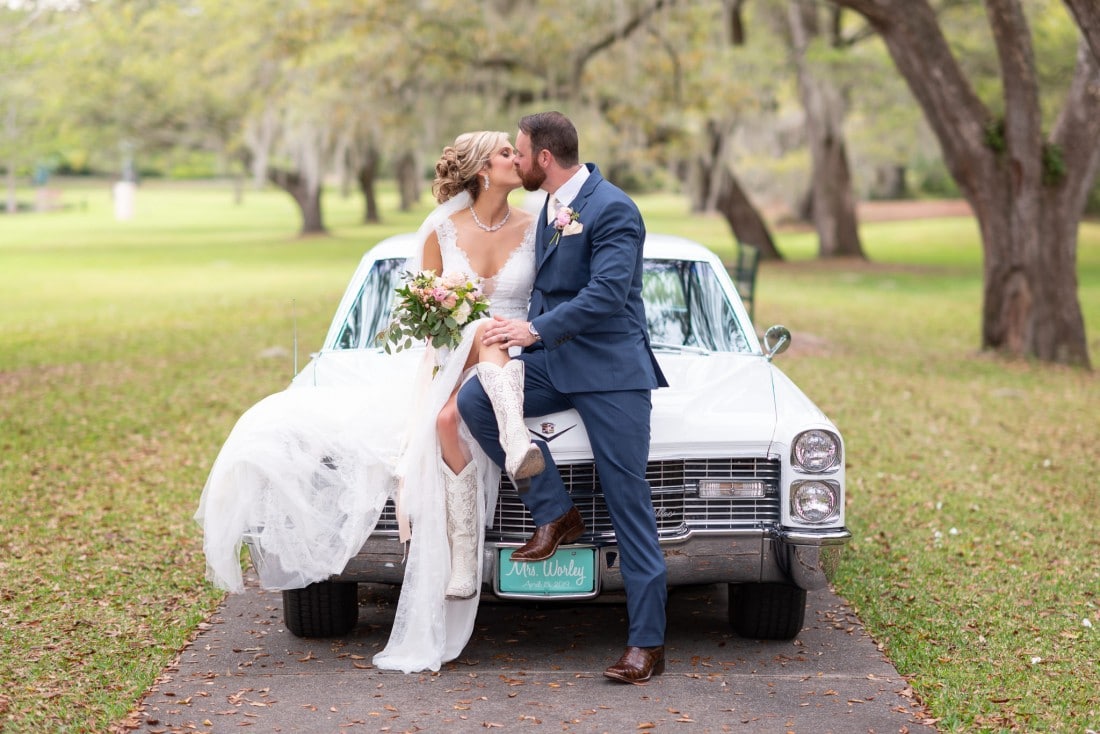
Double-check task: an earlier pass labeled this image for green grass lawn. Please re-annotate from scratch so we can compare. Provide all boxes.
[1,181,1097,732]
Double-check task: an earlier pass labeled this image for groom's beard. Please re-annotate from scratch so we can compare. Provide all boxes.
[520,160,547,192]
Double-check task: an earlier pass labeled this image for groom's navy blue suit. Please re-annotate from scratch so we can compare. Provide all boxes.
[458,164,669,648]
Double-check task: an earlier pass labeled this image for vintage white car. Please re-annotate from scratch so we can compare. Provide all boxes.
[248,233,850,641]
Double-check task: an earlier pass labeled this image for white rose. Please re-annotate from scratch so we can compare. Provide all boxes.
[453,299,472,325]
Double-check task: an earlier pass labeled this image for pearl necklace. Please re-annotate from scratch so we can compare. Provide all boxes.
[469,204,511,232]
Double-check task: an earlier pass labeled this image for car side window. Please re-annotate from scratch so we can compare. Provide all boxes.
[335,259,405,350]
[642,260,751,353]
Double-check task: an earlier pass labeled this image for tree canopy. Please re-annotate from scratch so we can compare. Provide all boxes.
[3,0,1096,366]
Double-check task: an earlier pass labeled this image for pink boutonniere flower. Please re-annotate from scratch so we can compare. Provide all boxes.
[548,206,582,246]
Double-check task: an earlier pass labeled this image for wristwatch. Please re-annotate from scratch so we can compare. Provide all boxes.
[528,322,541,341]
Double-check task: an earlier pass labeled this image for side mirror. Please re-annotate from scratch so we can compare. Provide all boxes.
[763,325,791,361]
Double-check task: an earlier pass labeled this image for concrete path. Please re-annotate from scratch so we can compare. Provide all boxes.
[124,576,935,733]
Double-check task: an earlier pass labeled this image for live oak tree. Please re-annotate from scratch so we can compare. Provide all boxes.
[828,0,1100,367]
[580,1,784,260]
[1,8,33,212]
[786,0,865,258]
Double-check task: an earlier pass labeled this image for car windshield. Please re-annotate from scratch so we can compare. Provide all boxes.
[335,258,406,350]
[643,259,752,353]
[335,257,752,354]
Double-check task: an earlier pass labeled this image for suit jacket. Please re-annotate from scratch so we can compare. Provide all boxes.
[527,164,668,393]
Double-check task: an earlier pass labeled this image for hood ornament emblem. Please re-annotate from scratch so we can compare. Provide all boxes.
[530,422,578,443]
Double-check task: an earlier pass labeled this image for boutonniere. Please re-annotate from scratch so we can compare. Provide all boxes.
[548,206,583,246]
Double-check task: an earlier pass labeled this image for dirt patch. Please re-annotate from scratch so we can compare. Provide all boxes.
[767,198,973,230]
[857,198,972,222]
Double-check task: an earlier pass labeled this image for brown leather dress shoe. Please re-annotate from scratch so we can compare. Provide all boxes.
[509,507,584,562]
[603,645,665,684]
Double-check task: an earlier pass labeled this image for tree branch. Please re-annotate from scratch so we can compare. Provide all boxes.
[1050,39,1100,212]
[1063,0,1100,65]
[570,0,674,87]
[985,0,1043,188]
[827,0,991,192]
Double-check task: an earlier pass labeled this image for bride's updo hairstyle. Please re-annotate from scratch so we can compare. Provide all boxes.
[432,130,509,204]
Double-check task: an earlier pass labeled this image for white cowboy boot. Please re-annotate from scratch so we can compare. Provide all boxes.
[444,462,479,600]
[476,361,545,480]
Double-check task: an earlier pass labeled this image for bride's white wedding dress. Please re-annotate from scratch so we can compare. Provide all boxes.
[195,196,536,673]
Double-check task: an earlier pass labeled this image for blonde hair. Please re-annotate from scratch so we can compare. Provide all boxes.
[432,130,510,204]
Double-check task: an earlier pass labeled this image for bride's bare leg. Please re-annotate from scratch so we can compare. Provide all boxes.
[465,320,508,369]
[437,393,469,474]
[438,321,504,473]
[438,322,507,473]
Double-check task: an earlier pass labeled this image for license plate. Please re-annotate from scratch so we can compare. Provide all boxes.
[497,547,597,595]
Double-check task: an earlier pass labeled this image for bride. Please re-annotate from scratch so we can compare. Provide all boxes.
[194,130,540,673]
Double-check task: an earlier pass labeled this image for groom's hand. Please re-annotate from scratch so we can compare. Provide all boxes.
[483,315,538,350]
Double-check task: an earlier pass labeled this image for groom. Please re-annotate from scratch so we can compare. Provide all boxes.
[457,111,669,684]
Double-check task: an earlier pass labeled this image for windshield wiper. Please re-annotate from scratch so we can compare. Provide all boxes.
[649,342,712,355]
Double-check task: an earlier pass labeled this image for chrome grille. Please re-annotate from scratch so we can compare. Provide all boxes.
[373,458,781,539]
[683,456,782,528]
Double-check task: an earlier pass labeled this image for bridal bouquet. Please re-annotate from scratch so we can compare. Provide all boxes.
[378,270,490,354]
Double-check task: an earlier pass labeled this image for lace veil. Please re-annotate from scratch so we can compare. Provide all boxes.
[402,190,471,273]
[373,189,502,672]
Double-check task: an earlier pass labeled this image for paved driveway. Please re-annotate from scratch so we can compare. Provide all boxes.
[126,576,935,733]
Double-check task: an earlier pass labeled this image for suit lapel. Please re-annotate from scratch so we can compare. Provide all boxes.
[537,166,602,270]
[536,195,552,263]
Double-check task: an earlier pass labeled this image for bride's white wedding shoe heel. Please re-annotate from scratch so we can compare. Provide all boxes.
[476,361,545,481]
[443,462,479,600]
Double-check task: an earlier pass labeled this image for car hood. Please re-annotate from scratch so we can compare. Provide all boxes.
[291,350,792,463]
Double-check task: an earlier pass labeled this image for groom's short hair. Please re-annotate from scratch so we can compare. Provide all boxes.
[520,111,579,167]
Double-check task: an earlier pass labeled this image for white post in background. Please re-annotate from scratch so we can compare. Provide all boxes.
[114,140,137,221]
[113,180,135,221]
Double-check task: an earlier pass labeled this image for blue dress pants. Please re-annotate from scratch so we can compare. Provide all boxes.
[457,349,667,648]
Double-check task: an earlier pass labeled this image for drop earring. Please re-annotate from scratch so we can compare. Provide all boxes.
[482,174,490,191]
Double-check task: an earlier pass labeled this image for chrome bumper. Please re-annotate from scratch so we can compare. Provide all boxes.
[313,525,851,595]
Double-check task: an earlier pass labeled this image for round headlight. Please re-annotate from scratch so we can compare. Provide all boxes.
[791,480,839,523]
[792,430,840,472]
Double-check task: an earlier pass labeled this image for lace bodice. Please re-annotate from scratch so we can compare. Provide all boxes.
[436,218,536,321]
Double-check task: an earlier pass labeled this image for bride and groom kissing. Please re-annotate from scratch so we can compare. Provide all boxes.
[197,110,668,684]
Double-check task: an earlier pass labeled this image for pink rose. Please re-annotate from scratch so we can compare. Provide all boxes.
[554,207,573,229]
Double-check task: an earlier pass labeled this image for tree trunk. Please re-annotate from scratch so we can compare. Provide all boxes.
[722,0,747,46]
[267,165,328,236]
[870,165,908,200]
[971,166,1091,365]
[1064,0,1100,64]
[5,105,17,214]
[395,151,420,212]
[714,167,782,260]
[356,147,381,224]
[975,38,1098,366]
[687,119,725,213]
[5,161,15,214]
[232,173,244,206]
[828,0,1098,367]
[686,119,781,260]
[789,0,865,259]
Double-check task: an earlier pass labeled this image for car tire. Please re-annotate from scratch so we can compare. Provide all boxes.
[727,582,806,640]
[283,581,359,638]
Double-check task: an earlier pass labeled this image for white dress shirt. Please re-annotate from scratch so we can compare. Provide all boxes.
[546,166,590,223]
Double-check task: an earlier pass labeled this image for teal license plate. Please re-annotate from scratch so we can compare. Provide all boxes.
[497,547,597,596]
